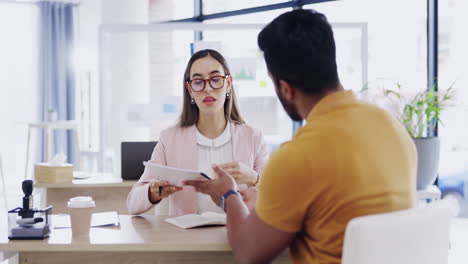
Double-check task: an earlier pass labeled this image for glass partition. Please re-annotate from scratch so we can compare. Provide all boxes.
[95,22,367,174]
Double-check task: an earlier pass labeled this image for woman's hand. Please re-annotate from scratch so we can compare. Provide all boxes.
[183,165,237,207]
[218,161,259,186]
[148,180,183,203]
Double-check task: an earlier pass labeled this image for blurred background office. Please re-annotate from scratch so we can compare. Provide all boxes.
[1,0,467,217]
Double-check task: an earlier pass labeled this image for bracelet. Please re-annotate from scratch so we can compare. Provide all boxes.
[221,189,240,212]
[253,172,260,186]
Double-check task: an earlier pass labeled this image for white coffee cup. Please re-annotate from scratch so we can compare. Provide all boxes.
[67,196,95,237]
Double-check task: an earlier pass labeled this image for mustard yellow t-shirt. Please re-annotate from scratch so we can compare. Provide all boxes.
[256,90,417,264]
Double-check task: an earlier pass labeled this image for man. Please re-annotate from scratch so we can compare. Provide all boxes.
[184,9,417,264]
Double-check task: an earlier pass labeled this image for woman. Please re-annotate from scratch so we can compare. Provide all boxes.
[127,49,268,216]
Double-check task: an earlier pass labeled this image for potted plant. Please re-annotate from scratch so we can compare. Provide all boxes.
[362,81,454,190]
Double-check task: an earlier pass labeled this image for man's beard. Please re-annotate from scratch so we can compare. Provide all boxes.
[277,89,303,122]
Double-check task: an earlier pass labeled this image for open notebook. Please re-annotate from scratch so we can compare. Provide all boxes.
[165,212,226,229]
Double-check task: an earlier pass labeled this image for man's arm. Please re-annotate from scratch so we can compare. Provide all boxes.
[225,194,295,264]
[184,165,295,264]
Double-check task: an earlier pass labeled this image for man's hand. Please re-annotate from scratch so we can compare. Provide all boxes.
[239,187,258,211]
[218,161,259,186]
[148,180,182,203]
[184,164,238,206]
[187,167,295,264]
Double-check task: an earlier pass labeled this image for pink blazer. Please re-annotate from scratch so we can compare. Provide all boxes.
[126,123,269,216]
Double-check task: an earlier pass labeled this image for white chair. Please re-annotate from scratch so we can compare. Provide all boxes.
[342,202,452,264]
[417,185,442,203]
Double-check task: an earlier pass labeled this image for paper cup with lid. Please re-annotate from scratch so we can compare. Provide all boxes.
[67,196,95,237]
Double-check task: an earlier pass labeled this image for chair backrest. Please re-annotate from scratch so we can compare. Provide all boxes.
[120,141,158,180]
[342,202,452,264]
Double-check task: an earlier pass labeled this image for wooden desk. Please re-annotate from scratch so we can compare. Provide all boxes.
[0,215,291,264]
[34,173,142,215]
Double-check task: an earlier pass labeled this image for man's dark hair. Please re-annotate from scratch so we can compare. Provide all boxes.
[258,9,339,95]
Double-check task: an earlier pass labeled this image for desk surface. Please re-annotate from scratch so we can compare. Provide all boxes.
[35,173,137,188]
[1,215,467,264]
[34,174,141,215]
[0,215,230,252]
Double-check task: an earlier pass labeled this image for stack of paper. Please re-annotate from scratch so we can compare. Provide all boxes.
[165,212,226,229]
[53,211,120,229]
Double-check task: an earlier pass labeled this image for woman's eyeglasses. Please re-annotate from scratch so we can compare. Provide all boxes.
[187,75,229,92]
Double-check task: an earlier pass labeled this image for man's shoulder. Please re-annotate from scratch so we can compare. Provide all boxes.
[266,138,317,172]
[263,127,335,179]
[293,123,332,148]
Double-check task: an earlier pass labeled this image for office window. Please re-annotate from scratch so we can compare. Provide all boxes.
[149,0,194,21]
[204,8,289,24]
[438,0,468,217]
[203,0,287,15]
[172,0,194,20]
[306,0,427,92]
[208,7,368,93]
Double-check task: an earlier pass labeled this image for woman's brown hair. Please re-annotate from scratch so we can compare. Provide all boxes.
[179,49,245,127]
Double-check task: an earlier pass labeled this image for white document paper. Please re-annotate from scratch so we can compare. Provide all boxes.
[165,212,226,229]
[53,211,120,229]
[143,162,212,186]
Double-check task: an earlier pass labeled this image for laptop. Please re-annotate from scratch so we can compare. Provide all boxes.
[121,141,158,180]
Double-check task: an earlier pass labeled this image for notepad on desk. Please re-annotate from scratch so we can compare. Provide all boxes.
[143,162,212,186]
[53,211,120,229]
[165,212,226,229]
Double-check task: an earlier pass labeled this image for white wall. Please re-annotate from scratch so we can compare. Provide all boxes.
[0,3,39,208]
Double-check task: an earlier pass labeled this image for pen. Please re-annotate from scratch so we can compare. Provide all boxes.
[200,173,212,180]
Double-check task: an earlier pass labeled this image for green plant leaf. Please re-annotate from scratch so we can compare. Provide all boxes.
[376,80,456,138]
[384,89,401,98]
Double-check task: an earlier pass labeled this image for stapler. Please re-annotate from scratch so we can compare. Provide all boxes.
[7,180,52,240]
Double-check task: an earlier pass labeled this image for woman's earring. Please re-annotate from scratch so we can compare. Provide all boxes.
[190,97,195,104]
[226,92,231,100]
